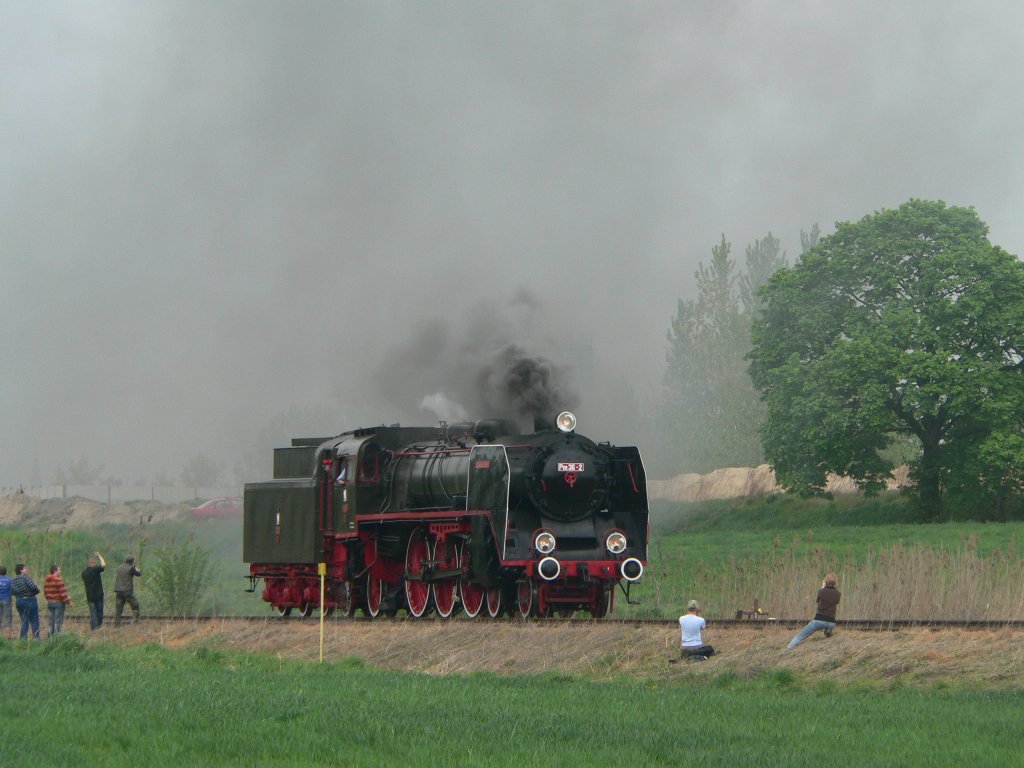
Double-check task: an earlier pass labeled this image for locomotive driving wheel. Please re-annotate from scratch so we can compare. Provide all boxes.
[458,543,484,618]
[404,530,434,618]
[296,602,313,619]
[516,580,535,618]
[365,573,386,618]
[433,539,459,619]
[461,580,484,618]
[485,586,503,618]
[334,580,356,618]
[273,605,292,618]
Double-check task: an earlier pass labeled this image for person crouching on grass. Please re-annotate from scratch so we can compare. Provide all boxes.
[787,573,841,649]
[679,599,715,660]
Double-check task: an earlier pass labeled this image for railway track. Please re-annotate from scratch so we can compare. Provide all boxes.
[71,615,1024,631]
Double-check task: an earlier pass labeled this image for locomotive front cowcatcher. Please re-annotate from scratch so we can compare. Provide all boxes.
[243,412,648,619]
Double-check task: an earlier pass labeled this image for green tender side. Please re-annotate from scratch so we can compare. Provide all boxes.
[243,481,318,564]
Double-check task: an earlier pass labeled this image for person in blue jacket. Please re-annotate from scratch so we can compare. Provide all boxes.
[0,565,13,639]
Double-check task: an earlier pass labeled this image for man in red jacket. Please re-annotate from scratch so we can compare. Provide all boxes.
[43,564,73,636]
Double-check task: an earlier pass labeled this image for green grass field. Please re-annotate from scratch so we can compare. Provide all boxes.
[1,636,1021,767]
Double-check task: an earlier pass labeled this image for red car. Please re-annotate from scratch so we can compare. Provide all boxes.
[189,497,243,519]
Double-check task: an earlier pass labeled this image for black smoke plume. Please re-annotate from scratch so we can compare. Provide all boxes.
[477,344,576,429]
[373,294,579,431]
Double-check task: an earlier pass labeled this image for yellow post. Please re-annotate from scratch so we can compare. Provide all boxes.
[318,562,327,664]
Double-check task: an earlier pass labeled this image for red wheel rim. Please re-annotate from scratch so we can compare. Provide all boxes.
[517,580,533,618]
[458,542,484,618]
[485,586,503,618]
[433,539,458,618]
[404,531,433,618]
[366,574,383,618]
[462,580,484,618]
[335,580,356,617]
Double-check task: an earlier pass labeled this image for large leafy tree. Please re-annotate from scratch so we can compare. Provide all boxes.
[749,199,1024,517]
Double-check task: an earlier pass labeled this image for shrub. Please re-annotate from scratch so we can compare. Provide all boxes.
[146,535,214,617]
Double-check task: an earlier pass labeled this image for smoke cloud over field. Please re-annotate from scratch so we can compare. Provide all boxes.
[2,3,1024,485]
[480,344,577,429]
[378,293,578,432]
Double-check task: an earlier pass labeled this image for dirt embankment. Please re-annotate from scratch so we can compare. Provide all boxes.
[76,618,1024,690]
[648,464,911,503]
[0,494,190,530]
[2,463,912,527]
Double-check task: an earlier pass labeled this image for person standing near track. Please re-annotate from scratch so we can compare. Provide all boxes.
[0,565,13,639]
[81,551,106,630]
[11,563,41,640]
[43,564,73,636]
[114,555,142,625]
[787,573,841,649]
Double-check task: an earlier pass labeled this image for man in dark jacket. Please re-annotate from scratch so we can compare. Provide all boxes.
[81,551,106,630]
[11,563,41,640]
[114,555,142,625]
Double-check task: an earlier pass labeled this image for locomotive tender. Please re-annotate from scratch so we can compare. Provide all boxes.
[243,411,648,619]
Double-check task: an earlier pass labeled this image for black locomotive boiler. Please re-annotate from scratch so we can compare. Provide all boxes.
[243,411,648,618]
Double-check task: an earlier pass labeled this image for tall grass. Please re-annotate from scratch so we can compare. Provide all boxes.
[0,517,250,617]
[712,538,1024,621]
[635,520,1024,621]
[6,496,1024,622]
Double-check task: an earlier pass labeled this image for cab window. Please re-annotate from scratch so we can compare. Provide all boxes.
[359,443,381,483]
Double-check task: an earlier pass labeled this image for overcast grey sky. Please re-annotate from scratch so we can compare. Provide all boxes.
[3,2,1022,485]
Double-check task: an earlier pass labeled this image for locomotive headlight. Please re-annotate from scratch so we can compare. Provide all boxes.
[538,557,561,581]
[556,411,577,433]
[534,531,557,554]
[605,531,628,555]
[621,558,644,582]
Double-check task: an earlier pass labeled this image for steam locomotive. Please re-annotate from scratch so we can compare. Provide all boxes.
[243,411,648,619]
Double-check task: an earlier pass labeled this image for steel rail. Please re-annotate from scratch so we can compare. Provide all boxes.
[66,615,1024,630]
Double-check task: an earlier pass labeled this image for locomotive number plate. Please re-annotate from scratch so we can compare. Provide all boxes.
[557,462,584,472]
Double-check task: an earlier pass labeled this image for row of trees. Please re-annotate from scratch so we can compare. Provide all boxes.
[661,199,1024,520]
[52,454,228,488]
[660,227,816,472]
[49,404,353,489]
